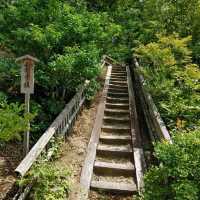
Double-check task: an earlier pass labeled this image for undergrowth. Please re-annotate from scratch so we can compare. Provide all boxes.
[135,34,200,200]
[18,137,71,200]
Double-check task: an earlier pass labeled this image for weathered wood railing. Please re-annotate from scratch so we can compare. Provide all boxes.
[132,58,172,143]
[15,81,89,177]
[12,57,108,200]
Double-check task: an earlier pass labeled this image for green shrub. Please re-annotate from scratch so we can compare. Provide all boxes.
[143,129,200,200]
[19,162,71,200]
[135,34,200,130]
[85,79,100,101]
[0,103,34,141]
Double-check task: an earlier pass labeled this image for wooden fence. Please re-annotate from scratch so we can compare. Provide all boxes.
[15,81,89,177]
[132,58,172,143]
[12,58,108,199]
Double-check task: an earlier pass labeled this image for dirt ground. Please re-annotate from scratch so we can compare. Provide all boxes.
[54,91,102,200]
[0,143,22,200]
[53,72,136,200]
[54,91,135,200]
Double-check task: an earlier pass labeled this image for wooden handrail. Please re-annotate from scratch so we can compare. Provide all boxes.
[126,65,146,192]
[132,58,172,143]
[15,58,108,178]
[15,83,87,177]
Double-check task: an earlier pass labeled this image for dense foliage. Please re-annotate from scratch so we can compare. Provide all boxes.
[135,34,200,130]
[0,0,200,199]
[19,138,71,200]
[132,1,200,198]
[136,35,200,199]
[143,129,200,200]
[0,0,121,142]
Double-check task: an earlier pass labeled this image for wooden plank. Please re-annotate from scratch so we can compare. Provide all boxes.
[107,92,128,98]
[105,103,129,110]
[133,58,172,143]
[106,97,129,104]
[94,161,134,176]
[126,65,145,193]
[91,180,137,194]
[15,84,87,177]
[94,161,134,171]
[134,148,145,193]
[99,135,131,144]
[103,116,129,122]
[80,65,112,199]
[97,144,132,156]
[104,108,129,114]
[100,134,131,140]
[102,125,130,133]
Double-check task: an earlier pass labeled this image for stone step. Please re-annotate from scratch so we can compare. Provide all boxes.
[94,161,134,176]
[91,180,137,194]
[105,102,129,110]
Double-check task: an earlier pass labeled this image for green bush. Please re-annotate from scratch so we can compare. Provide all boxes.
[0,103,34,142]
[19,162,71,200]
[135,34,200,129]
[143,129,200,200]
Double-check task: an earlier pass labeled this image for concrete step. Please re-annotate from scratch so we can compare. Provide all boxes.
[91,180,137,194]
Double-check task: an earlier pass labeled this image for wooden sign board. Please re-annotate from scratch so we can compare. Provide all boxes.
[21,60,34,94]
[16,55,38,94]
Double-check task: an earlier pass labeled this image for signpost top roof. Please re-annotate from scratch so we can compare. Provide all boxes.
[16,55,39,63]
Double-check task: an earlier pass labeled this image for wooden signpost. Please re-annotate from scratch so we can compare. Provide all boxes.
[16,55,39,156]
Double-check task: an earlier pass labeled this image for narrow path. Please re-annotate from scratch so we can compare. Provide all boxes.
[56,97,101,199]
[53,74,105,200]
